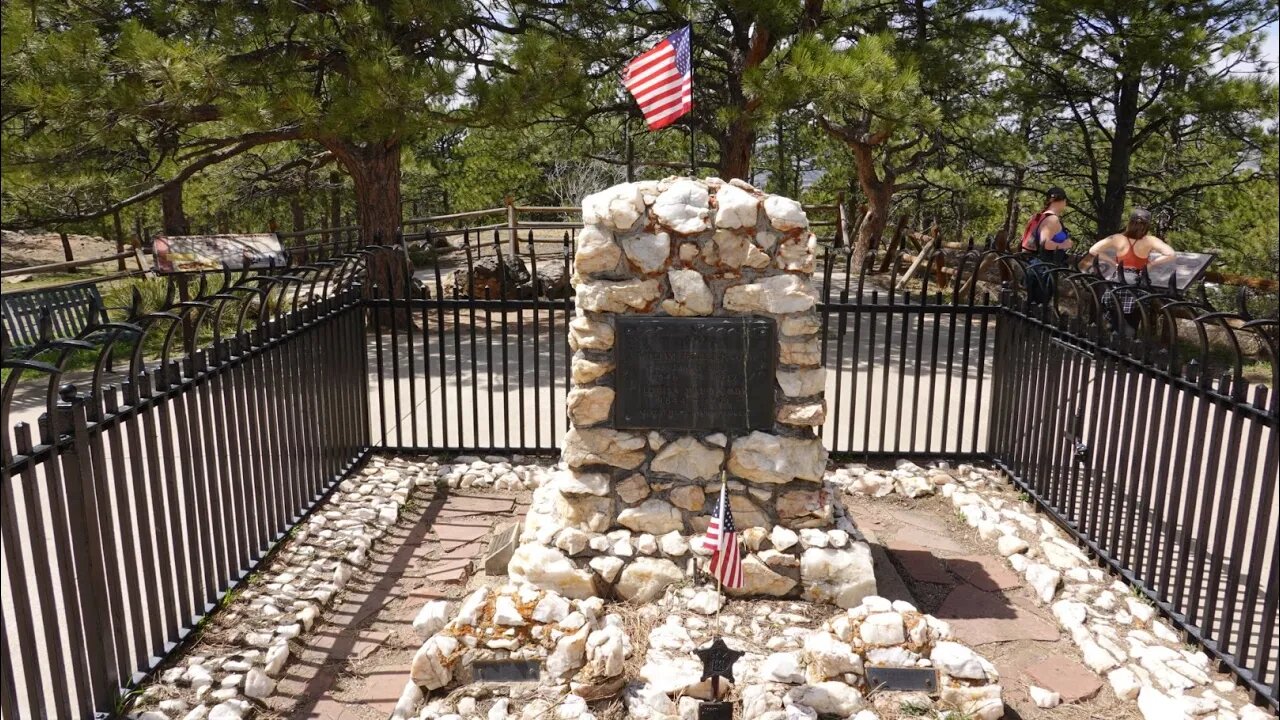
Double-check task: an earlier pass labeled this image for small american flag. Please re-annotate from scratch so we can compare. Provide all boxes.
[701,481,743,589]
[623,26,693,131]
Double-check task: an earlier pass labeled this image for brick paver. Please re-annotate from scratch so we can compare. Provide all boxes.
[883,539,954,585]
[891,525,968,555]
[935,584,1059,645]
[948,555,1022,592]
[1024,655,1104,702]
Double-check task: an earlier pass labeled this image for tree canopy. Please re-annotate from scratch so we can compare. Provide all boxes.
[2,0,1276,275]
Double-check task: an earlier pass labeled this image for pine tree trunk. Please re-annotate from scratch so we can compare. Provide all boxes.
[1099,73,1140,236]
[161,182,191,236]
[850,142,893,274]
[721,116,755,181]
[325,139,411,325]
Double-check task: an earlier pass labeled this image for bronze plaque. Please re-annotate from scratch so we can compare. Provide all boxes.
[614,316,775,431]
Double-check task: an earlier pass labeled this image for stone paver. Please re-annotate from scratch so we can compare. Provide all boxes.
[948,554,1022,592]
[284,486,525,720]
[1023,655,1104,702]
[934,584,1059,645]
[883,539,953,585]
[891,525,968,555]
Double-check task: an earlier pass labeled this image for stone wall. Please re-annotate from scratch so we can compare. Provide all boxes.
[510,177,874,607]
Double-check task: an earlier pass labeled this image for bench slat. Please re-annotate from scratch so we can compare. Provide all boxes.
[2,284,108,351]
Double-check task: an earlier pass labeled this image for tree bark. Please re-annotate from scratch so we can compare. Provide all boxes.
[324,138,409,313]
[1099,72,1141,235]
[720,115,755,181]
[850,142,894,273]
[161,182,191,236]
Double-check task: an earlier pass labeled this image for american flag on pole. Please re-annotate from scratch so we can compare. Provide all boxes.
[623,25,693,131]
[701,480,743,589]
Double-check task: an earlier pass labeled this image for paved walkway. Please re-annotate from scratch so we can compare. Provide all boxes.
[266,489,528,720]
[848,491,1148,716]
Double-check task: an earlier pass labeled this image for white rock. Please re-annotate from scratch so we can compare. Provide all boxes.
[764,195,808,231]
[1108,666,1142,700]
[616,557,684,603]
[455,587,491,626]
[1138,686,1191,720]
[1029,685,1061,708]
[715,183,759,228]
[931,641,996,681]
[761,652,806,683]
[801,545,877,608]
[665,269,714,316]
[860,613,906,646]
[181,708,209,720]
[509,544,596,599]
[653,180,711,235]
[997,535,1030,556]
[852,472,895,497]
[589,555,624,583]
[724,275,819,315]
[1052,600,1089,628]
[264,643,290,677]
[413,600,451,639]
[574,224,622,275]
[532,593,571,624]
[1026,562,1062,603]
[688,589,723,615]
[626,683,678,718]
[1082,640,1119,673]
[618,498,684,534]
[772,526,800,551]
[207,700,250,720]
[583,184,644,231]
[411,634,459,689]
[803,632,862,680]
[390,681,422,720]
[777,368,826,398]
[576,278,663,314]
[547,625,591,678]
[488,699,510,720]
[659,531,690,557]
[799,528,830,549]
[1239,705,1275,720]
[621,232,672,274]
[493,595,525,626]
[1127,597,1156,624]
[895,474,935,498]
[652,437,724,481]
[583,625,628,678]
[786,683,864,716]
[555,527,592,556]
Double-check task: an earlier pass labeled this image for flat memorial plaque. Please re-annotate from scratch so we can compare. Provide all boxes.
[614,316,776,432]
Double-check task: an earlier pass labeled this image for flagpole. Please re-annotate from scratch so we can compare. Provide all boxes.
[713,469,725,699]
[687,22,697,177]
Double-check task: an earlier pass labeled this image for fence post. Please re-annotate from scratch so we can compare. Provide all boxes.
[59,231,74,262]
[53,384,119,713]
[506,195,518,258]
[112,211,127,271]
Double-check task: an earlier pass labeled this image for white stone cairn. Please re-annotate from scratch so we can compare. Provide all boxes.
[514,177,876,609]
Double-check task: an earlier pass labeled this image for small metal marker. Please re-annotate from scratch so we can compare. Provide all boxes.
[864,666,939,693]
[471,659,541,683]
[695,637,743,718]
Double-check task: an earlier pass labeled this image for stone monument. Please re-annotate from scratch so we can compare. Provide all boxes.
[510,177,875,608]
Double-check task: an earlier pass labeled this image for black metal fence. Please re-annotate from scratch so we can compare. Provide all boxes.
[989,277,1279,704]
[362,229,1004,459]
[1,258,370,718]
[2,222,1277,716]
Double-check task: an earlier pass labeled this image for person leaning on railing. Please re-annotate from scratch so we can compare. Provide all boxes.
[1017,186,1073,303]
[1078,208,1177,335]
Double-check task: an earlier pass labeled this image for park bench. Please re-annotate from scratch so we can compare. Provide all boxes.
[1,282,111,357]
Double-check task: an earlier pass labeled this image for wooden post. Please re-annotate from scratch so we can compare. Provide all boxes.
[58,231,74,261]
[834,192,846,248]
[133,216,144,247]
[112,211,127,270]
[506,195,518,257]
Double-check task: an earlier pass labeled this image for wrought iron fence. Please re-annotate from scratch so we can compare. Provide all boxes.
[0,257,371,718]
[989,267,1279,705]
[2,222,1277,717]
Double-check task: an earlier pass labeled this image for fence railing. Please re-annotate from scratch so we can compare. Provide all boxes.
[988,273,1279,705]
[1,256,372,718]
